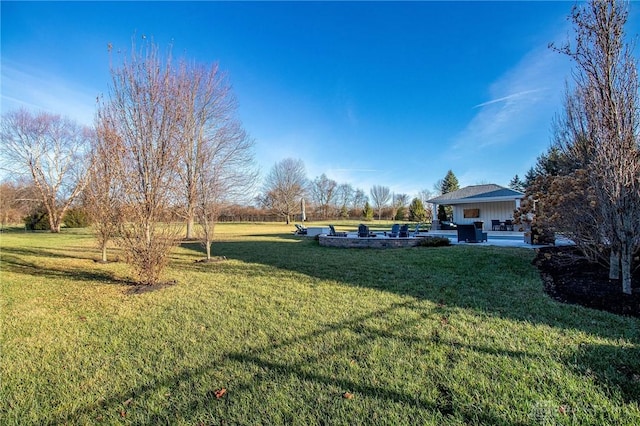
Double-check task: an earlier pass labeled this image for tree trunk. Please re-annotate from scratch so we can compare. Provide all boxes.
[48,212,61,233]
[609,250,620,280]
[186,215,195,240]
[101,244,108,263]
[205,239,211,260]
[621,245,632,295]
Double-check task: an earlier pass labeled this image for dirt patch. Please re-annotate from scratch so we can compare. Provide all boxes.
[125,280,177,295]
[532,246,640,318]
[194,256,227,263]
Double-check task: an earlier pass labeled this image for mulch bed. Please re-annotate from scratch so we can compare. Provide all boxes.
[532,246,640,318]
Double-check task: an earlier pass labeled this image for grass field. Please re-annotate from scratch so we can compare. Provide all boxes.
[1,222,639,425]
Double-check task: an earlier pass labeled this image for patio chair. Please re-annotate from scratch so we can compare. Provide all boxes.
[491,219,501,231]
[399,224,409,238]
[457,224,487,243]
[358,224,372,238]
[387,223,400,237]
[329,224,347,237]
[294,224,307,235]
[504,219,514,231]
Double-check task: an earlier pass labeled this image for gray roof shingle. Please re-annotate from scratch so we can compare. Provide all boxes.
[427,184,524,203]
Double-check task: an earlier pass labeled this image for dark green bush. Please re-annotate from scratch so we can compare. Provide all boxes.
[63,207,91,228]
[416,236,451,247]
[24,210,50,231]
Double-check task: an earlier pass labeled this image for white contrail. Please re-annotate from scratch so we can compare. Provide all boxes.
[473,89,543,108]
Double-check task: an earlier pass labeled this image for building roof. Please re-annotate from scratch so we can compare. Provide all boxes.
[427,184,524,205]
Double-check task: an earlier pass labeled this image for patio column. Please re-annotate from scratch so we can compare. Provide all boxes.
[431,203,439,229]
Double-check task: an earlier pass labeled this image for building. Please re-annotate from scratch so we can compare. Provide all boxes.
[427,184,525,231]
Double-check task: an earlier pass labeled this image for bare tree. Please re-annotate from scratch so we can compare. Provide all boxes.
[335,183,354,218]
[0,109,93,233]
[85,115,123,263]
[418,188,434,222]
[174,61,239,240]
[0,178,40,228]
[351,188,368,215]
[391,193,410,220]
[553,0,640,294]
[195,120,257,261]
[99,40,183,285]
[309,173,338,219]
[369,185,391,220]
[259,158,307,224]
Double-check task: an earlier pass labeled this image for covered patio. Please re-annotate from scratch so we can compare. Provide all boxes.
[427,184,526,232]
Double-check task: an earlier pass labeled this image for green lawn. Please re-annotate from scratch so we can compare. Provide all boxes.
[1,223,639,425]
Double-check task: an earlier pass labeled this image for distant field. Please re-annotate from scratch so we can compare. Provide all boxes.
[1,223,639,425]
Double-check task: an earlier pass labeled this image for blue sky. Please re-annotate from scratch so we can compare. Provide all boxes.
[2,1,638,199]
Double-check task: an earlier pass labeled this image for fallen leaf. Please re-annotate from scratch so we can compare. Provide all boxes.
[123,397,133,406]
[342,392,353,399]
[214,388,227,399]
[120,410,126,418]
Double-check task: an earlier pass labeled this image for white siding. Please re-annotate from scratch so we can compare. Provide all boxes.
[452,201,518,231]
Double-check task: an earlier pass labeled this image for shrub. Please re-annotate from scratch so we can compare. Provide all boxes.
[417,236,451,247]
[24,210,50,231]
[63,207,91,228]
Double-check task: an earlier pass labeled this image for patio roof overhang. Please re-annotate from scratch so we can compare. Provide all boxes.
[432,195,523,205]
[426,184,525,206]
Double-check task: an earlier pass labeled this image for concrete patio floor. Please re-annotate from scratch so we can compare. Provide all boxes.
[427,230,573,249]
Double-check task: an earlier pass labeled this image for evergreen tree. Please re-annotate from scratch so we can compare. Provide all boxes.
[362,201,374,221]
[508,175,525,192]
[339,205,349,219]
[437,170,459,221]
[408,197,427,222]
[441,169,460,194]
[437,204,448,222]
[523,167,537,189]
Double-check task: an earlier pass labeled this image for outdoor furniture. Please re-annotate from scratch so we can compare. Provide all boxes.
[387,224,400,237]
[491,219,501,231]
[457,224,487,243]
[358,224,374,238]
[504,219,514,231]
[440,221,457,230]
[306,227,331,237]
[294,224,307,235]
[412,223,424,237]
[399,224,409,238]
[328,225,347,237]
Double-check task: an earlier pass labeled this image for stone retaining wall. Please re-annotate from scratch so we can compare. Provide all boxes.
[319,235,425,249]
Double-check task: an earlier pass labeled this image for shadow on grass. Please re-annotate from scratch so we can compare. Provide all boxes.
[0,245,95,260]
[1,247,126,285]
[178,236,640,407]
[181,236,640,328]
[46,301,524,425]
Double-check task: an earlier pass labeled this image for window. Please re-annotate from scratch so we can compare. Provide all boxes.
[463,208,480,218]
